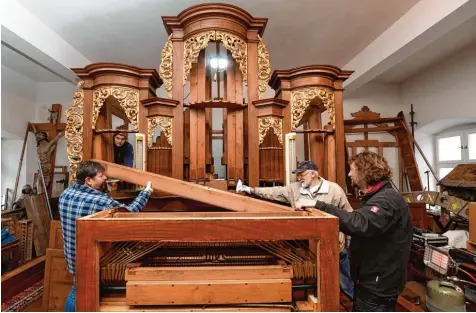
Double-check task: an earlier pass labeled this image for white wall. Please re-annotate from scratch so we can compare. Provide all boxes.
[1,66,38,201]
[402,42,476,128]
[35,82,76,196]
[1,66,37,138]
[403,43,476,191]
[344,82,406,119]
[1,69,76,200]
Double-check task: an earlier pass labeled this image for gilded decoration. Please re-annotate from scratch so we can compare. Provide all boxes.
[183,31,248,85]
[291,87,335,128]
[148,116,173,147]
[92,86,140,130]
[183,31,216,85]
[215,31,248,84]
[258,117,283,146]
[65,80,84,183]
[257,34,271,99]
[159,35,173,99]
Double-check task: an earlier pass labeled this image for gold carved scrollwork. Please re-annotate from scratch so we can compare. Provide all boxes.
[92,86,140,130]
[65,80,84,183]
[291,87,335,128]
[215,31,248,84]
[183,31,216,85]
[159,35,173,99]
[148,116,173,147]
[257,34,271,99]
[183,31,248,85]
[259,117,283,146]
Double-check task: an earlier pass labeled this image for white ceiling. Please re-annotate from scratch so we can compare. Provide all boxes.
[16,0,420,71]
[373,15,476,83]
[1,44,65,82]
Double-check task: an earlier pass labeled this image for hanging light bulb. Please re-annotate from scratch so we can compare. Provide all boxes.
[209,56,228,72]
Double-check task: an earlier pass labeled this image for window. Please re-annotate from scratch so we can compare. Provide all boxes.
[436,128,476,179]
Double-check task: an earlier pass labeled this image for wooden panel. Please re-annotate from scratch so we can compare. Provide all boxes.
[171,39,184,179]
[99,300,292,312]
[126,279,292,305]
[1,256,45,302]
[42,249,74,311]
[147,134,172,177]
[247,34,260,187]
[125,265,292,281]
[307,113,325,180]
[94,160,294,213]
[234,62,244,181]
[469,203,476,242]
[259,128,283,183]
[76,212,338,311]
[48,220,64,249]
[24,194,50,256]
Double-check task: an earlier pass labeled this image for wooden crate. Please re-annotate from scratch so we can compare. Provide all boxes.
[42,249,74,311]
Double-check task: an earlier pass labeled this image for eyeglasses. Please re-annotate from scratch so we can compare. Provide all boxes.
[296,171,311,179]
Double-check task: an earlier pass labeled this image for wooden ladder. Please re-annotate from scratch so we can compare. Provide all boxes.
[395,112,423,192]
[395,112,428,229]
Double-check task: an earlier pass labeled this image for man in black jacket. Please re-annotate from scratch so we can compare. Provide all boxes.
[313,151,412,312]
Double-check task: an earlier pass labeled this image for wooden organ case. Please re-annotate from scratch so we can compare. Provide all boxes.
[63,3,353,311]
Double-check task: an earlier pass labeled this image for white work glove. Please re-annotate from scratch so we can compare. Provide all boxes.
[144,181,153,192]
[236,179,252,194]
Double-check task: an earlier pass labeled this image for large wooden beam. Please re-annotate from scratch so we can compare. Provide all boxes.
[93,160,293,213]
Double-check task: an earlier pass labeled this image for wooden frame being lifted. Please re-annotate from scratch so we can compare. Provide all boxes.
[76,208,339,311]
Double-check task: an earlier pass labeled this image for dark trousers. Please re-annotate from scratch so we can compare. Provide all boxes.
[353,286,398,312]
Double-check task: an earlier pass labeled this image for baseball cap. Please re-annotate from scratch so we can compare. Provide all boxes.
[292,160,318,174]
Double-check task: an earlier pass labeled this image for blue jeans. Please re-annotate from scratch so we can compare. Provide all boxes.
[64,284,76,312]
[340,248,354,300]
[353,286,397,312]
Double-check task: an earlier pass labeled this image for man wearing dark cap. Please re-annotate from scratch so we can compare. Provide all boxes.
[236,160,354,300]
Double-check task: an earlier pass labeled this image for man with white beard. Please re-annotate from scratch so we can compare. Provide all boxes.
[236,160,354,300]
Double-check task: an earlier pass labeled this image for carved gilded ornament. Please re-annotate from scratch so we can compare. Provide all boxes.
[159,35,173,99]
[147,116,173,147]
[92,86,140,130]
[259,117,283,146]
[257,34,271,99]
[291,87,335,128]
[65,80,84,183]
[183,31,248,85]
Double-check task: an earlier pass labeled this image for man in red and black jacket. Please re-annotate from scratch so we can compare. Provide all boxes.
[314,151,413,312]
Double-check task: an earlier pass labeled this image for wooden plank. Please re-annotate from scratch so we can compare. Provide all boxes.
[346,141,398,148]
[235,62,244,181]
[24,194,50,256]
[42,249,74,312]
[197,51,207,179]
[344,125,402,133]
[1,256,46,302]
[189,63,199,181]
[113,211,308,218]
[344,116,402,125]
[171,39,184,179]
[125,265,292,281]
[48,220,64,249]
[94,160,294,213]
[99,301,292,312]
[247,34,260,187]
[126,279,292,305]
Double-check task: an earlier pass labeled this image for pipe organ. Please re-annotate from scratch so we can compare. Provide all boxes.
[62,3,353,311]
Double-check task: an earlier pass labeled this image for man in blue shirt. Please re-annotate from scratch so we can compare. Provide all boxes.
[59,161,153,311]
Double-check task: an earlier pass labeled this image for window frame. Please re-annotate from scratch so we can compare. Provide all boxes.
[435,128,476,180]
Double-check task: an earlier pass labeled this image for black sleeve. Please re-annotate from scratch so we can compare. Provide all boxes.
[314,199,396,237]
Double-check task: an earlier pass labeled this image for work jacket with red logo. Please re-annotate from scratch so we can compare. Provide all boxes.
[314,180,413,297]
